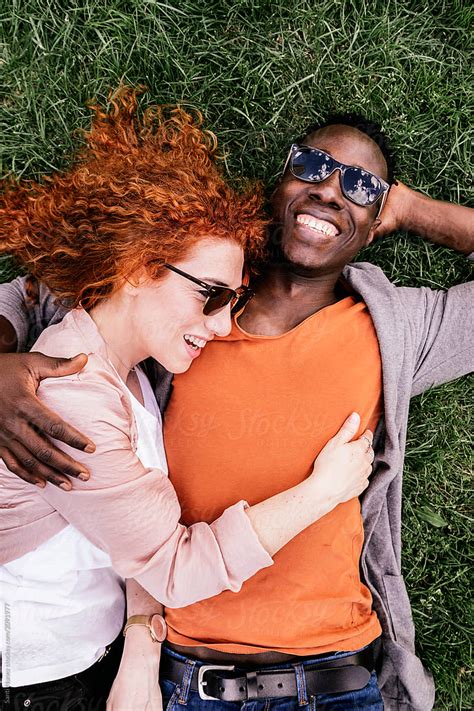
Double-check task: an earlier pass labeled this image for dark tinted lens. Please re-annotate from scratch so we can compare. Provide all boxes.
[292,148,333,181]
[342,167,383,206]
[231,288,254,315]
[203,287,234,315]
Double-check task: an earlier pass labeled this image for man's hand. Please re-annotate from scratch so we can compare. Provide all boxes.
[373,180,474,253]
[0,352,95,489]
[372,180,407,240]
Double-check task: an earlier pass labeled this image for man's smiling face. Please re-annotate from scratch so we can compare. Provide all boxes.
[271,124,389,275]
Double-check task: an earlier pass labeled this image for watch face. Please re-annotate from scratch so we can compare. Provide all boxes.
[150,614,167,643]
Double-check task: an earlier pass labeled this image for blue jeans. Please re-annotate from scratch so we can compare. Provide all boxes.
[160,646,384,711]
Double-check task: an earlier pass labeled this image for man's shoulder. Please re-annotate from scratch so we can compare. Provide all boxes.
[343,261,438,339]
[344,260,473,306]
[342,262,402,313]
[343,261,395,290]
[344,260,473,391]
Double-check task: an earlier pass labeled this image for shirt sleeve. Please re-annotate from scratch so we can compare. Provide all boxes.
[0,276,69,351]
[36,370,273,608]
[396,281,474,397]
[0,276,30,351]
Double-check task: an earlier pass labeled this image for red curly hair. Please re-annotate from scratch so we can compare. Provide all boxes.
[0,86,268,310]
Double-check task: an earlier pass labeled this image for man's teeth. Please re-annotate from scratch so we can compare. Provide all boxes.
[184,335,206,350]
[296,214,339,237]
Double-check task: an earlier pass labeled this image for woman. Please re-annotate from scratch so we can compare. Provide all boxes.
[0,87,373,709]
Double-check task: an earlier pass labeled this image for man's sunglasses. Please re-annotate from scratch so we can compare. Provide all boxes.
[284,144,390,214]
[164,264,254,315]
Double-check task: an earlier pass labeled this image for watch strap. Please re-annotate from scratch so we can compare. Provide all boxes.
[123,614,152,636]
[123,613,167,642]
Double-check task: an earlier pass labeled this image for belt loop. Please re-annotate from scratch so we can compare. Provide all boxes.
[246,670,258,700]
[177,659,196,704]
[293,663,308,707]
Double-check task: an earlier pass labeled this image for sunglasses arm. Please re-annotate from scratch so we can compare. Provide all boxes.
[375,186,390,219]
[280,145,294,178]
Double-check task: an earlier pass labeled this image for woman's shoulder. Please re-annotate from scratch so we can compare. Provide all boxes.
[32,309,105,360]
[33,310,135,435]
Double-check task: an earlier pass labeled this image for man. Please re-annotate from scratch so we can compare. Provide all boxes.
[0,115,472,710]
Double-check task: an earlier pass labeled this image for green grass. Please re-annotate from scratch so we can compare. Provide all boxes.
[0,0,472,707]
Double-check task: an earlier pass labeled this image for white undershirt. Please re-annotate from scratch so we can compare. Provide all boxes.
[0,367,168,687]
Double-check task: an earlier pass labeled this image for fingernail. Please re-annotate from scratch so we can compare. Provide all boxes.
[78,472,89,481]
[36,481,46,489]
[84,444,95,453]
[59,482,72,491]
[348,412,359,423]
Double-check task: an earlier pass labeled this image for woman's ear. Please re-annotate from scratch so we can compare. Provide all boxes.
[124,267,148,293]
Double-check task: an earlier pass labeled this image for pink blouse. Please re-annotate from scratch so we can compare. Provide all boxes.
[0,308,272,607]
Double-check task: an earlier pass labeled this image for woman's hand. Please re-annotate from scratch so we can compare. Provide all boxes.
[0,351,95,488]
[107,627,162,711]
[309,412,374,508]
[244,412,374,556]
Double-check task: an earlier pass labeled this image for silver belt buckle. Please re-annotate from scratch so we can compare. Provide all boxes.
[197,665,235,700]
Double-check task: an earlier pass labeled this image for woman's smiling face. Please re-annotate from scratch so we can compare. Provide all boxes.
[130,238,245,373]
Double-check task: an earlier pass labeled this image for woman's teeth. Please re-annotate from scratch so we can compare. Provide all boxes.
[184,335,206,350]
[296,214,339,237]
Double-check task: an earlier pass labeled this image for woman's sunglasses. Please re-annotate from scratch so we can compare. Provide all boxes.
[284,144,390,214]
[164,264,254,315]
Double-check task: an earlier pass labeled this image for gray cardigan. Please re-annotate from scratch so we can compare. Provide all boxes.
[0,263,472,710]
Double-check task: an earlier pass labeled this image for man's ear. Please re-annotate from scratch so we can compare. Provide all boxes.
[269,178,282,204]
[365,217,382,246]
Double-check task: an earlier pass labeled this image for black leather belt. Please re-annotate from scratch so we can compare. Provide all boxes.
[160,646,374,701]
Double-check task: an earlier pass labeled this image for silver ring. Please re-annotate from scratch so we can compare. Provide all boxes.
[362,435,372,453]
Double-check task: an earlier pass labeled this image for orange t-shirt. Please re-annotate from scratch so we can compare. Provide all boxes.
[164,295,383,655]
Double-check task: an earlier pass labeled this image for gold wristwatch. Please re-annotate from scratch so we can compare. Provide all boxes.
[123,614,167,643]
